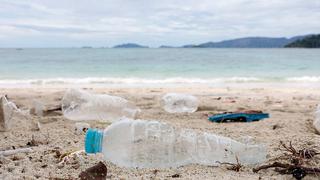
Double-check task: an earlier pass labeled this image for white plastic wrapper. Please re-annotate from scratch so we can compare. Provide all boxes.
[161,93,198,113]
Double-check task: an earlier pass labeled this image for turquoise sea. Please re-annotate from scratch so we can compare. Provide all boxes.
[0,48,319,87]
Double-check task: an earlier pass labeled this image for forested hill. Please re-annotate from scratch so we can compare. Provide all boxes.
[285,34,320,48]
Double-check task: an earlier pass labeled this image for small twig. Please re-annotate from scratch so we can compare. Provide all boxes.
[279,141,319,159]
[45,132,50,145]
[219,156,243,172]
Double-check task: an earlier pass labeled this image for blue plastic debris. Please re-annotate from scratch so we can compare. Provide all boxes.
[208,111,269,123]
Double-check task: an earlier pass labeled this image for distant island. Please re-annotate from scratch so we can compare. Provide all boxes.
[159,45,174,48]
[113,43,148,48]
[183,36,308,48]
[285,34,320,48]
[182,44,196,48]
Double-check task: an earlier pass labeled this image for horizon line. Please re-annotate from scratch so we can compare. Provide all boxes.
[0,33,317,49]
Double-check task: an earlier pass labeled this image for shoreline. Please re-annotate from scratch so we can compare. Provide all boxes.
[1,82,320,89]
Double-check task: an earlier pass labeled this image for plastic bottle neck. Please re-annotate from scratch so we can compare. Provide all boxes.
[85,128,103,153]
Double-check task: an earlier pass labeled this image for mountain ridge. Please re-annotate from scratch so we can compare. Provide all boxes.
[183,35,309,48]
[112,34,316,48]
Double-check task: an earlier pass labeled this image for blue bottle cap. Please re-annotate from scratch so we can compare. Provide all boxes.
[85,128,103,154]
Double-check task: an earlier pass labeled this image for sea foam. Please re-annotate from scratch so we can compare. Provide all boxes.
[286,76,320,82]
[0,77,319,88]
[0,77,264,86]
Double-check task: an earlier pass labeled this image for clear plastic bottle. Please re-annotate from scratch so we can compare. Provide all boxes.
[161,93,199,113]
[61,89,140,122]
[85,119,266,168]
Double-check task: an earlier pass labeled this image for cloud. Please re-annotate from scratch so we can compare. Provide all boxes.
[0,0,319,47]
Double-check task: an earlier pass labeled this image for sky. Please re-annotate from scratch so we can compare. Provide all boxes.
[0,0,319,47]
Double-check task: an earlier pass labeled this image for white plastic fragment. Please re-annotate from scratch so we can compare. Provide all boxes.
[74,122,90,135]
[161,93,199,113]
[30,100,45,116]
[0,147,33,156]
[58,150,85,166]
[61,89,140,122]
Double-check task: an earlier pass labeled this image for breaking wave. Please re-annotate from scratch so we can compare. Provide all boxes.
[0,77,262,85]
[286,76,320,82]
[0,76,319,86]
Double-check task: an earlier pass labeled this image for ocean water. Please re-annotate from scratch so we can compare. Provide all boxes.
[0,48,319,87]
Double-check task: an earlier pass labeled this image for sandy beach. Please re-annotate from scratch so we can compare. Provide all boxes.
[0,86,319,179]
[1,0,319,179]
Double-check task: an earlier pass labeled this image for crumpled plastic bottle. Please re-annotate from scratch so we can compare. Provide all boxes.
[313,105,320,133]
[85,118,266,168]
[161,93,198,113]
[0,96,19,131]
[61,89,140,122]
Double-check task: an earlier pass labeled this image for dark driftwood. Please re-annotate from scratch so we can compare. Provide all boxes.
[253,162,320,174]
[253,141,320,179]
[30,104,62,116]
[46,105,61,111]
[44,106,61,114]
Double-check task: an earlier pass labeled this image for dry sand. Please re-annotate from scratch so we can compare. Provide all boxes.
[0,86,320,179]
